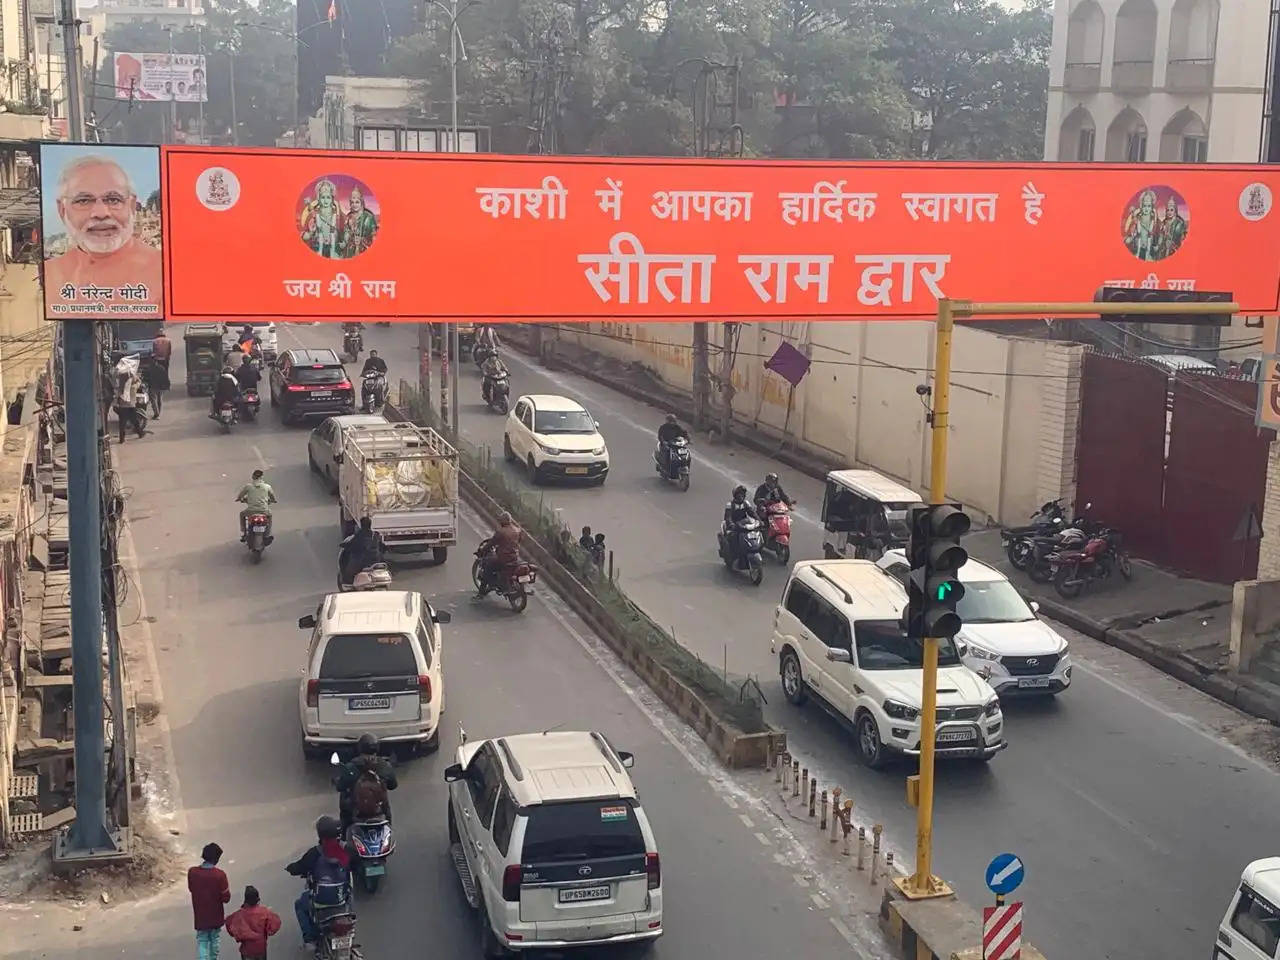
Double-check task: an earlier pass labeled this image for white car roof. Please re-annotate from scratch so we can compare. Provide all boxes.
[1242,858,1280,903]
[494,731,638,807]
[521,394,587,412]
[790,560,905,618]
[879,549,1005,585]
[826,469,922,504]
[328,414,388,428]
[320,590,419,633]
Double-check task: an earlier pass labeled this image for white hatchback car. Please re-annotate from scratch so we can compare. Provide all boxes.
[877,550,1072,696]
[306,413,388,494]
[772,559,1005,768]
[504,394,609,485]
[445,729,662,956]
[297,590,449,759]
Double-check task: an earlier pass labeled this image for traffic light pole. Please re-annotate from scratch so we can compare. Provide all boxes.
[899,296,1239,901]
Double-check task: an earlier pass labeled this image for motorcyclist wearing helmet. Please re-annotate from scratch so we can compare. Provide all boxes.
[724,484,758,528]
[338,517,384,587]
[477,511,522,593]
[480,352,509,403]
[333,733,398,832]
[285,815,351,952]
[754,473,793,514]
[211,364,241,418]
[656,414,689,471]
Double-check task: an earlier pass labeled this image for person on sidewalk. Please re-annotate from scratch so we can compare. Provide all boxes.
[225,885,281,960]
[188,842,231,960]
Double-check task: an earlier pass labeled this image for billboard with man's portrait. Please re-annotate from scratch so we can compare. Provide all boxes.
[113,53,208,103]
[40,144,164,319]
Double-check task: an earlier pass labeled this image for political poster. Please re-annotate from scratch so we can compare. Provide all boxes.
[114,53,208,103]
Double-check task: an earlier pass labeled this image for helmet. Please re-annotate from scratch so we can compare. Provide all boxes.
[665,413,677,424]
[498,511,513,525]
[732,485,747,501]
[315,815,341,840]
[356,733,377,755]
[222,365,233,374]
[765,473,779,485]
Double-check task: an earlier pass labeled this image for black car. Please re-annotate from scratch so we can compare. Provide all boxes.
[269,349,355,423]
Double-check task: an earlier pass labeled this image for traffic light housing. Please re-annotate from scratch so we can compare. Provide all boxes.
[902,504,971,640]
[1094,286,1233,326]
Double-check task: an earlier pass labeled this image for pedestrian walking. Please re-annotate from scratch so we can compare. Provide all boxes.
[225,885,281,960]
[112,357,147,443]
[152,328,173,369]
[141,353,169,419]
[188,842,231,960]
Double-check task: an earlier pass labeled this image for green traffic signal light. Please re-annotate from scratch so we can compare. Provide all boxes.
[936,582,952,601]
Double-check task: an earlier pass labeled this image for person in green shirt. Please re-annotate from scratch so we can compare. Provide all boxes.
[236,469,277,542]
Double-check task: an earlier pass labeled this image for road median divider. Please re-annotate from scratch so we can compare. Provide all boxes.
[389,386,784,768]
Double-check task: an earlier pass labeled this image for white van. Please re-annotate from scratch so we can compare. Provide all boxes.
[1217,859,1280,959]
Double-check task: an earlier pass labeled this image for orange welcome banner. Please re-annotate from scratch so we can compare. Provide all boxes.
[156,148,1280,321]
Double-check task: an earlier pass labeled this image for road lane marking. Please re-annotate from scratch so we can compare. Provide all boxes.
[755,832,772,846]
[251,444,268,469]
[738,813,754,828]
[830,918,857,946]
[793,874,809,887]
[810,893,828,909]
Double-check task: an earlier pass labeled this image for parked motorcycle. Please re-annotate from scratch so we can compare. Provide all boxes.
[343,328,363,360]
[1052,529,1132,599]
[654,437,691,491]
[1023,525,1089,583]
[238,388,261,422]
[1002,498,1067,569]
[758,499,793,564]
[361,371,387,413]
[215,399,237,434]
[472,545,537,612]
[717,516,765,586]
[482,371,510,414]
[244,512,273,563]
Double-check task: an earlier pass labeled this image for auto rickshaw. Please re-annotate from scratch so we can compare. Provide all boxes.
[820,469,924,561]
[184,323,224,396]
[430,321,476,360]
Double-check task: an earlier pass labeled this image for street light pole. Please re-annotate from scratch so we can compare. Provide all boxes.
[165,26,176,143]
[229,36,238,146]
[197,26,204,142]
[448,0,460,438]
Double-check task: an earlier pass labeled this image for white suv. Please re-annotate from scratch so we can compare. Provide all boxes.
[772,560,1005,768]
[877,550,1072,696]
[444,729,662,956]
[223,321,278,359]
[504,395,609,485]
[297,590,449,759]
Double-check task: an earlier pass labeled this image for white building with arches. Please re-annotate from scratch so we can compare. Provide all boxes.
[1044,0,1272,164]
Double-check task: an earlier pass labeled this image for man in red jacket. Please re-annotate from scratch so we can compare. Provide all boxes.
[188,842,231,959]
[225,885,282,959]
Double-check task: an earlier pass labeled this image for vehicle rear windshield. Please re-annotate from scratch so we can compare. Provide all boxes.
[534,410,595,434]
[521,800,645,863]
[318,633,416,679]
[854,620,960,670]
[293,366,346,384]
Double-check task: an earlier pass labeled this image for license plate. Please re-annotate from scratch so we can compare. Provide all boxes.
[349,696,390,711]
[311,391,332,398]
[364,864,386,876]
[936,730,975,744]
[1018,677,1051,688]
[518,575,533,583]
[251,524,266,532]
[330,934,353,949]
[565,466,588,475]
[559,884,611,903]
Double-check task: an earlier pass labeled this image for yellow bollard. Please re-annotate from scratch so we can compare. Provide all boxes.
[820,789,828,831]
[830,788,842,842]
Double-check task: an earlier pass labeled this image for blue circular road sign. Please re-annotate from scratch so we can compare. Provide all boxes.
[985,853,1025,895]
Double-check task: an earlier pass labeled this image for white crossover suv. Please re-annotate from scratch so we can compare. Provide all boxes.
[772,559,1006,768]
[504,394,609,485]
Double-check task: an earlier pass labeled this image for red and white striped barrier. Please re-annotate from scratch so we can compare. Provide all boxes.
[983,901,1023,960]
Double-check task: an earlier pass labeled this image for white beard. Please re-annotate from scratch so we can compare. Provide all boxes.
[70,212,134,255]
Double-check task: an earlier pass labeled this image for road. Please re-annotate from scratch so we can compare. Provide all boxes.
[6,336,866,959]
[350,322,1280,960]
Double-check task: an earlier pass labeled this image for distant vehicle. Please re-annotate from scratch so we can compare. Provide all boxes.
[297,590,449,760]
[1141,354,1217,375]
[504,394,609,485]
[222,321,278,360]
[269,348,355,424]
[444,729,662,956]
[307,414,388,494]
[1216,858,1280,960]
[821,469,923,562]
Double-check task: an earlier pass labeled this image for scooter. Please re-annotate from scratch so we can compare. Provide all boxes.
[238,388,261,422]
[243,512,273,563]
[329,754,395,894]
[337,562,393,593]
[482,372,510,414]
[472,545,537,612]
[214,399,237,434]
[299,878,362,960]
[759,499,793,564]
[654,437,691,491]
[473,342,497,371]
[717,516,765,586]
[361,371,387,413]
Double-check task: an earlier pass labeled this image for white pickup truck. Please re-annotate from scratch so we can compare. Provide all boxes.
[338,423,459,563]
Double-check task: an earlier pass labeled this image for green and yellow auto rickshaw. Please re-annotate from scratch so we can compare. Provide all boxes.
[184,323,224,396]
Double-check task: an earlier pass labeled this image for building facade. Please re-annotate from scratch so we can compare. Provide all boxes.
[308,75,486,152]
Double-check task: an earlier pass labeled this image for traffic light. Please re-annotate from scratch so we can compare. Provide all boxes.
[902,504,970,640]
[1094,286,1233,326]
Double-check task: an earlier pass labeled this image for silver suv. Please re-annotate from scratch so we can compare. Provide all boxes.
[444,729,663,956]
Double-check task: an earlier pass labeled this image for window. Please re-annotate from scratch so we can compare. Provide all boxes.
[521,405,534,430]
[292,366,347,384]
[854,620,961,670]
[883,562,910,586]
[318,633,417,679]
[403,129,438,152]
[808,598,851,651]
[520,799,645,864]
[414,620,435,668]
[1181,136,1208,163]
[512,400,528,423]
[784,580,818,623]
[1077,127,1096,161]
[359,127,397,151]
[1126,132,1148,162]
[533,409,596,434]
[491,786,517,856]
[467,746,502,829]
[1230,886,1280,957]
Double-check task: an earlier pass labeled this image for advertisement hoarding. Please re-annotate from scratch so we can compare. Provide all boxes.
[114,53,208,103]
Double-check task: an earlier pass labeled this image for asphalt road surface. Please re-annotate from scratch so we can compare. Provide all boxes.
[337,322,1280,960]
[11,337,866,959]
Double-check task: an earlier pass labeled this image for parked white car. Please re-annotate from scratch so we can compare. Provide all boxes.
[444,729,662,955]
[772,559,1005,768]
[297,590,449,759]
[504,394,609,485]
[877,550,1072,696]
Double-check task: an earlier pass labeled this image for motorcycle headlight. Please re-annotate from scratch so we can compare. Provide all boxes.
[538,442,561,455]
[883,699,919,722]
[964,641,1001,662]
[984,698,1002,718]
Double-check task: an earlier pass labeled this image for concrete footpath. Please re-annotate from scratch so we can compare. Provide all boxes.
[505,325,1280,728]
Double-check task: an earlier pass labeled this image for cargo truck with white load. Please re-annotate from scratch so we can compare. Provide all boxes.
[338,422,459,563]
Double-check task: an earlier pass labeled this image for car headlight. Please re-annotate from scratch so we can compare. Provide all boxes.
[964,641,1001,662]
[592,446,607,456]
[984,698,1002,718]
[538,442,561,455]
[883,699,919,722]
[1057,639,1070,656]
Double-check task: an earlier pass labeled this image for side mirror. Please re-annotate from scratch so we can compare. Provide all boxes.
[825,648,852,664]
[956,641,969,656]
[433,610,452,624]
[298,615,316,629]
[443,763,464,783]
[594,420,601,430]
[334,453,343,464]
[617,750,635,769]
[1029,601,1041,614]
[329,752,340,765]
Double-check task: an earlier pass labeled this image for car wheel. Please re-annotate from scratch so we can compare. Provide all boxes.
[526,455,540,485]
[432,546,449,565]
[856,712,887,769]
[423,728,440,754]
[503,435,515,462]
[780,650,807,706]
[308,449,319,473]
[302,741,324,762]
[269,388,278,408]
[448,799,460,844]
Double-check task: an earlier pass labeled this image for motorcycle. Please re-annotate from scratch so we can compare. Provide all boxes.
[300,881,362,960]
[482,372,510,414]
[244,512,273,563]
[758,499,793,564]
[330,753,395,894]
[1024,524,1088,583]
[717,516,765,586]
[1052,529,1132,599]
[343,329,363,360]
[473,342,497,371]
[361,371,387,413]
[215,399,237,434]
[337,562,393,593]
[654,437,691,491]
[472,545,537,613]
[1001,498,1067,570]
[238,388,261,422]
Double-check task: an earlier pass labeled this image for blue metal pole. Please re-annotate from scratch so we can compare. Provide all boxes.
[64,319,114,852]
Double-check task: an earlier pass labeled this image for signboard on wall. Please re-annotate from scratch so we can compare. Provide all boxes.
[114,53,208,103]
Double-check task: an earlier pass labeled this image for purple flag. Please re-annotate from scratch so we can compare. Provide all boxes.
[764,341,811,387]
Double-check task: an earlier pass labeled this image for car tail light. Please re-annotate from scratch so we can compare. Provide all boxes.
[336,380,352,390]
[306,680,319,708]
[330,917,353,935]
[418,674,431,704]
[645,852,660,890]
[287,384,306,392]
[502,864,522,901]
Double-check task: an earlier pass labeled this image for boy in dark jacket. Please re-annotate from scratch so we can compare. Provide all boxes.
[188,842,231,960]
[225,885,281,959]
